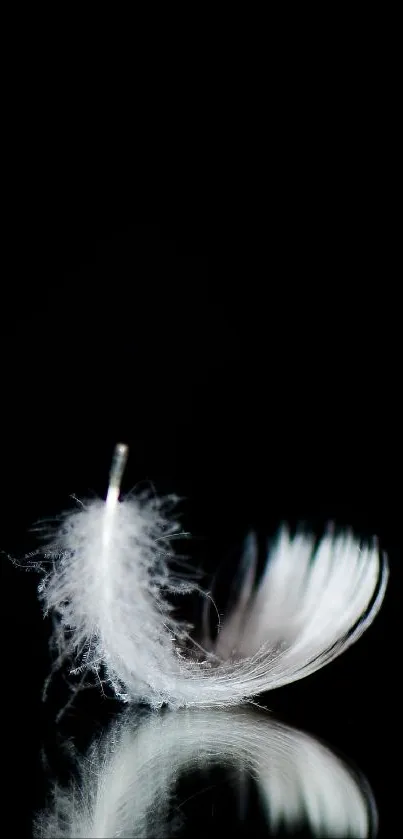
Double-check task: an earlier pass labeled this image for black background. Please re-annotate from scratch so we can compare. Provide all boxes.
[1,215,400,836]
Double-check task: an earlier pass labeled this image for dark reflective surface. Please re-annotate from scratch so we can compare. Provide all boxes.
[2,222,399,837]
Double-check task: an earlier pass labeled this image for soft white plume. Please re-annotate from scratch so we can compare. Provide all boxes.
[34,444,388,709]
[35,708,378,838]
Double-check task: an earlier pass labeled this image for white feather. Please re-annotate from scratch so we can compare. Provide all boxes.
[35,444,388,709]
[35,708,377,838]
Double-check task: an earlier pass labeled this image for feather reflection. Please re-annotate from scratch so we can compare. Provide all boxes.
[36,708,377,837]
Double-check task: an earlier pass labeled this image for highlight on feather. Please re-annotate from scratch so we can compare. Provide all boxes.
[35,443,389,710]
[105,441,128,506]
[35,707,378,838]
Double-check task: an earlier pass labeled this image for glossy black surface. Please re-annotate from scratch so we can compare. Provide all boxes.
[2,221,399,837]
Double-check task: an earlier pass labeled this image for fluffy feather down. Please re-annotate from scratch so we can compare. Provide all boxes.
[36,489,388,709]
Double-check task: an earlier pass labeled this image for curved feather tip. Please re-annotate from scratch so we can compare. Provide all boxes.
[35,445,388,709]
